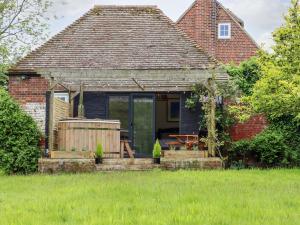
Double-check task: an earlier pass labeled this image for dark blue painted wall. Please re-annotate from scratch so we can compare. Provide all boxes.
[73,92,107,119]
[180,93,202,135]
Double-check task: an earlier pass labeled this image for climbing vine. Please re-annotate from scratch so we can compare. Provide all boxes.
[186,70,238,157]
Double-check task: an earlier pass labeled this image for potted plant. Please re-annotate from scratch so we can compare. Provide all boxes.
[153,139,161,164]
[95,143,103,164]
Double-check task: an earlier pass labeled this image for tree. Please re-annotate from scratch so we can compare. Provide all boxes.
[250,0,300,123]
[0,0,53,88]
[0,64,7,87]
[229,0,300,168]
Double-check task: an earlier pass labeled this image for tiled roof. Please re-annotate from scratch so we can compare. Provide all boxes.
[10,5,217,72]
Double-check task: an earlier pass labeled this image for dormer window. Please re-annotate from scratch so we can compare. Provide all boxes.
[218,23,231,39]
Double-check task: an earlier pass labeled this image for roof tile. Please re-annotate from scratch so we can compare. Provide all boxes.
[11,5,217,72]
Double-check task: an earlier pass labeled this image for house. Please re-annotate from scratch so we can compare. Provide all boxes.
[177,0,258,64]
[8,6,227,158]
[177,0,267,140]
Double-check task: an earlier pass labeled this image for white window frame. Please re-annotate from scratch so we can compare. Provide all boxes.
[218,23,231,39]
[54,92,69,103]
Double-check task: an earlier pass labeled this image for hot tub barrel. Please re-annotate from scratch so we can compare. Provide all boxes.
[57,119,121,157]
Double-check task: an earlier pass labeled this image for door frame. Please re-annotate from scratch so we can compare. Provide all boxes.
[107,92,156,157]
[130,93,156,157]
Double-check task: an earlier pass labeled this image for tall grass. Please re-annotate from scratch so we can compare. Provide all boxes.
[0,170,299,225]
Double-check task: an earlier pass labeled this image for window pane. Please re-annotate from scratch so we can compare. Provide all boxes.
[219,24,230,38]
[54,93,69,102]
[133,97,154,155]
[108,96,129,130]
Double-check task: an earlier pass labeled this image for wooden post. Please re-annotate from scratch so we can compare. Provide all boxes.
[210,86,216,157]
[207,73,216,157]
[68,90,73,117]
[48,77,55,152]
[78,83,85,118]
[120,141,124,159]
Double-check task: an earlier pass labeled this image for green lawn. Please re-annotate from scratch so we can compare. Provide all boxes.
[0,170,300,225]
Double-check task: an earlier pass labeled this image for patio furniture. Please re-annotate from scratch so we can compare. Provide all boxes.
[167,135,199,150]
[120,140,135,159]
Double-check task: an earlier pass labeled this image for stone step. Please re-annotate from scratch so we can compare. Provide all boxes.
[96,163,158,171]
[102,158,153,165]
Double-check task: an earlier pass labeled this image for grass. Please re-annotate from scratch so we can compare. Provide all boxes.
[0,170,300,225]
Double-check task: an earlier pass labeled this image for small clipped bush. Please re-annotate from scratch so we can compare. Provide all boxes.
[0,89,41,174]
[153,139,161,158]
[96,143,104,158]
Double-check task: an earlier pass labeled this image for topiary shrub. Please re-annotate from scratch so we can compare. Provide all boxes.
[153,139,161,158]
[96,143,104,158]
[0,89,41,174]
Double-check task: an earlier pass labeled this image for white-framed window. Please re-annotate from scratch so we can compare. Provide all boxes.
[54,92,69,103]
[218,23,231,39]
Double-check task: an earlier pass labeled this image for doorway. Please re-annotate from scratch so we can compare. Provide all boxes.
[108,94,155,157]
[155,94,180,149]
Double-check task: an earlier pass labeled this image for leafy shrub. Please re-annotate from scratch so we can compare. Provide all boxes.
[230,121,300,168]
[153,139,161,158]
[226,57,261,96]
[229,140,255,168]
[96,143,103,158]
[251,129,288,166]
[0,89,41,174]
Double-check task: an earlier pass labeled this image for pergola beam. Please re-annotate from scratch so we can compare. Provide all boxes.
[38,68,228,93]
[37,68,228,81]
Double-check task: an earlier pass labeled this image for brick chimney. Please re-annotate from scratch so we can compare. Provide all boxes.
[194,0,217,56]
[177,0,218,57]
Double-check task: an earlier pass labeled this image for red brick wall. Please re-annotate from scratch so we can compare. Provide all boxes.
[177,0,258,64]
[9,76,48,105]
[230,115,268,141]
[178,0,216,57]
[9,76,49,131]
[215,5,258,64]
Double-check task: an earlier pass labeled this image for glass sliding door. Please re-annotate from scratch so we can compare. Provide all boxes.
[108,96,129,130]
[132,95,155,157]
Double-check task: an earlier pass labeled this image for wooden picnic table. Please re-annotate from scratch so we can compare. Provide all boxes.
[167,134,199,150]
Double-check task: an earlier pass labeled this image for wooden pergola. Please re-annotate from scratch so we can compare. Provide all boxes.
[38,68,228,156]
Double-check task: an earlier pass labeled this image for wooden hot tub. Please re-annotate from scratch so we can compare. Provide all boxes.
[57,119,120,157]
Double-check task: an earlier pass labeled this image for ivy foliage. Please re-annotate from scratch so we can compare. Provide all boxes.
[226,57,261,96]
[0,88,41,174]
